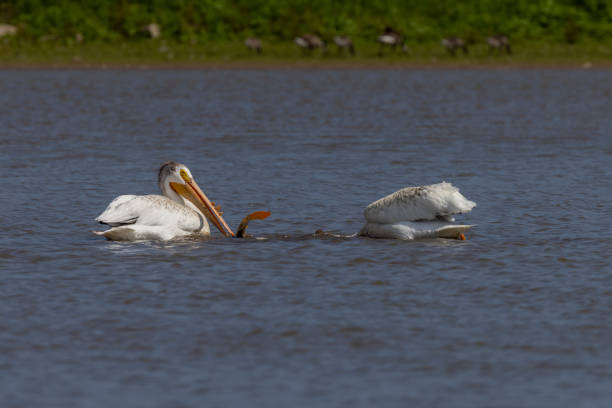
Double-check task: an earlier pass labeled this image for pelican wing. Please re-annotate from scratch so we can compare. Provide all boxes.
[363,182,476,224]
[95,195,139,226]
[95,194,205,232]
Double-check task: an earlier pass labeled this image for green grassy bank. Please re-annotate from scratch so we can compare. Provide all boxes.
[1,37,611,68]
[3,0,612,43]
[2,0,612,67]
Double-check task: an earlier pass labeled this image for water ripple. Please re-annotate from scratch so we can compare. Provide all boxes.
[1,69,612,408]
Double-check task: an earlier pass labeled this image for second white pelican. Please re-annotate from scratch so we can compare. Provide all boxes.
[94,161,235,241]
[359,182,476,240]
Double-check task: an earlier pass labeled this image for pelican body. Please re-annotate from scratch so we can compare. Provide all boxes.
[359,182,476,240]
[94,162,234,241]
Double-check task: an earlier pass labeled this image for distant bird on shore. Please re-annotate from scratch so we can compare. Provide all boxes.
[142,23,161,39]
[377,26,408,55]
[441,36,468,56]
[245,37,263,54]
[294,33,326,54]
[487,35,512,55]
[333,35,355,55]
[0,24,18,38]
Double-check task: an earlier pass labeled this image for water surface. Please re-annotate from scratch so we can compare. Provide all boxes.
[1,69,611,407]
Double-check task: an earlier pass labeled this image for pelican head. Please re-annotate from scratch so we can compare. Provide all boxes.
[158,161,235,237]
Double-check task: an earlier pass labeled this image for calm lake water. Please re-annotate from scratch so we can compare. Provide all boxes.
[1,68,611,407]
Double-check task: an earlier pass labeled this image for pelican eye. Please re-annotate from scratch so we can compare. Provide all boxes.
[180,168,192,182]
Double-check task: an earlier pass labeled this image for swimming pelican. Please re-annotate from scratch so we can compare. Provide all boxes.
[94,161,235,241]
[359,182,476,240]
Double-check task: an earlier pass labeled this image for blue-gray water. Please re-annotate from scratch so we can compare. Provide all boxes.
[1,69,611,407]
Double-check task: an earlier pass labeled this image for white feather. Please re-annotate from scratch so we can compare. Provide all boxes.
[378,35,397,45]
[360,182,476,240]
[363,182,475,224]
[94,195,209,240]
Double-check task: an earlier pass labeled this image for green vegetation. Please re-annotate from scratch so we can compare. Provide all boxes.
[4,0,612,42]
[1,0,612,65]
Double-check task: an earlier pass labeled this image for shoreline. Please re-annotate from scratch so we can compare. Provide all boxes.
[2,40,611,70]
[0,59,607,70]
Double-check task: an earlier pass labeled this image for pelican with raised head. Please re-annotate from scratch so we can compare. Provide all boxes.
[359,182,476,240]
[94,161,235,241]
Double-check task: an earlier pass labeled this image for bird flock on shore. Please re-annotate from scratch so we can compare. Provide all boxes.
[245,26,512,56]
[0,22,511,58]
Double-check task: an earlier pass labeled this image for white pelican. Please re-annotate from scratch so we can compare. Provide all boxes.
[359,182,476,240]
[94,161,235,241]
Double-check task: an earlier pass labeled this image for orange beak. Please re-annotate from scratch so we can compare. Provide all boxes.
[186,180,235,237]
[170,179,235,237]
